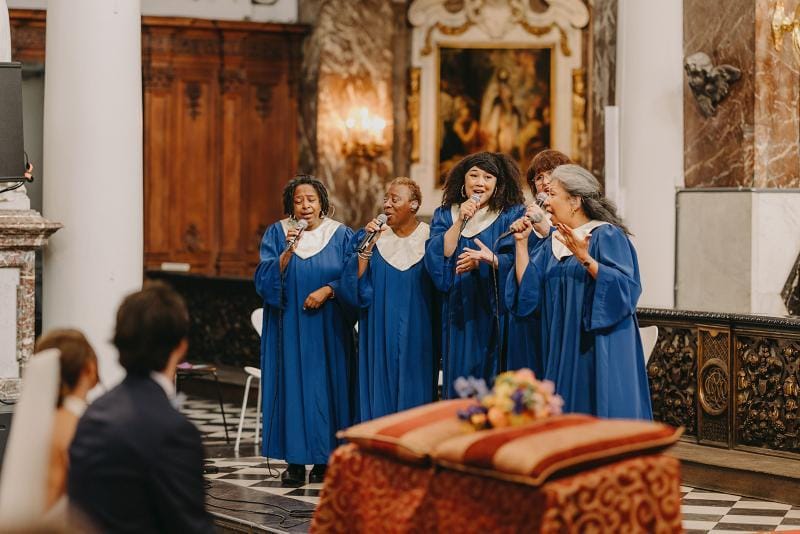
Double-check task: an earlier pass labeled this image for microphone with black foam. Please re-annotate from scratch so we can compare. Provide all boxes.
[497,193,549,240]
[459,193,483,233]
[357,213,388,253]
[284,218,308,253]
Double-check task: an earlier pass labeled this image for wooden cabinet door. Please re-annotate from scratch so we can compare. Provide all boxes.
[217,31,298,277]
[144,26,221,275]
[144,21,305,278]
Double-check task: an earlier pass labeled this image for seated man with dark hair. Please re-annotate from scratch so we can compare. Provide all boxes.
[68,281,214,533]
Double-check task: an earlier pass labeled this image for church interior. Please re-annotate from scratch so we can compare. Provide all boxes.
[1,0,800,532]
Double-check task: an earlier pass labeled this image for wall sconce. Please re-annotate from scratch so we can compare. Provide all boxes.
[772,0,800,63]
[342,107,387,159]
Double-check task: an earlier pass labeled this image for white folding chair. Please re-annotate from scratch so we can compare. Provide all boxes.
[639,325,659,364]
[0,349,59,525]
[234,308,263,453]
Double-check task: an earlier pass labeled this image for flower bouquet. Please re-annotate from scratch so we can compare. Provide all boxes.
[455,369,564,431]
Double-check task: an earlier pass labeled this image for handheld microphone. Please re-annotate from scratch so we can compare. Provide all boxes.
[459,193,483,233]
[497,193,549,239]
[284,219,308,252]
[357,213,388,253]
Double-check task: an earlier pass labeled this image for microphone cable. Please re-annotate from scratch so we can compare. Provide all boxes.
[491,233,506,374]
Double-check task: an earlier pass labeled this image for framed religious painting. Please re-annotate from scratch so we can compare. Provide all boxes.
[437,45,554,185]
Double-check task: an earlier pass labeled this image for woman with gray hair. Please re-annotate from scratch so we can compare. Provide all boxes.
[505,164,652,419]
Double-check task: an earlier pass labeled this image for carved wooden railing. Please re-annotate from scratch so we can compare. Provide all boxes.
[639,308,800,458]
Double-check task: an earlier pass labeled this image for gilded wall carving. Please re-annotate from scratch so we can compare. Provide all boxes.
[736,335,800,452]
[647,327,697,435]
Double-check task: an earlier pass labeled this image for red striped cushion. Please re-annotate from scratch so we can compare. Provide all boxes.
[337,399,474,464]
[432,414,683,486]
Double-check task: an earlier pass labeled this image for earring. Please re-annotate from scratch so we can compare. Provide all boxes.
[319,211,326,219]
[460,184,466,198]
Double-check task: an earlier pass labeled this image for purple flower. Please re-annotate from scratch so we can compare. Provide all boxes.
[469,377,489,400]
[454,376,489,399]
[511,389,526,414]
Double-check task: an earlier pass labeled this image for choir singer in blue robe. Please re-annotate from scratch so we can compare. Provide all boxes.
[424,152,525,398]
[254,175,355,485]
[507,149,574,376]
[505,164,652,419]
[340,177,438,421]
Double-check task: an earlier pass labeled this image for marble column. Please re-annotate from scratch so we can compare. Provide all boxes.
[616,0,684,308]
[587,0,618,181]
[42,0,143,387]
[679,0,800,315]
[300,0,395,229]
[0,211,60,401]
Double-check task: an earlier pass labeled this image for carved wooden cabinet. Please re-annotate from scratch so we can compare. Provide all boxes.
[142,18,306,277]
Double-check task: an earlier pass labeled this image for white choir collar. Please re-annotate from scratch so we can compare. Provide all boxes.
[449,204,500,238]
[374,221,429,271]
[551,220,609,260]
[280,217,342,259]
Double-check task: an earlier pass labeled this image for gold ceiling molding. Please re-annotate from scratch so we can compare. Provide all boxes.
[517,20,572,56]
[421,21,475,56]
[772,0,800,64]
[410,0,588,56]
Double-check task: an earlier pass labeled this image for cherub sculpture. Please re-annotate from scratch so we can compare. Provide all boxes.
[684,52,741,118]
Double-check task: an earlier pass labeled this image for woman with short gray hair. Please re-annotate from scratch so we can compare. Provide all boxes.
[505,164,652,419]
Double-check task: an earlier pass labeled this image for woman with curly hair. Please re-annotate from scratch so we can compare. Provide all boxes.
[254,175,355,485]
[424,152,525,397]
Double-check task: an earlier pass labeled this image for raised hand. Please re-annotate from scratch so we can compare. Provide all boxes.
[458,195,479,224]
[509,216,533,241]
[363,217,389,250]
[458,238,497,273]
[285,227,302,251]
[554,223,591,260]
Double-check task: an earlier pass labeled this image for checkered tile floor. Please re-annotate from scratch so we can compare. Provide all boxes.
[203,457,323,506]
[680,486,800,533]
[182,397,800,532]
[181,397,323,509]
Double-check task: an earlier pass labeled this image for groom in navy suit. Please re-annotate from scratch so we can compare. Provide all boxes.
[68,281,214,533]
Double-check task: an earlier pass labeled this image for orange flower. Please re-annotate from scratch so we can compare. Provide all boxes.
[487,407,510,428]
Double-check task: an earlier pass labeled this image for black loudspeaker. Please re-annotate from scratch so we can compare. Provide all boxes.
[0,62,26,183]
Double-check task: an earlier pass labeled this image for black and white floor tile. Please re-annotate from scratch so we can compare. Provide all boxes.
[680,486,800,533]
[182,397,800,533]
[180,397,256,445]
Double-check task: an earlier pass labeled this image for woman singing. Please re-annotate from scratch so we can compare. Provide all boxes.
[424,152,525,397]
[254,175,355,484]
[340,177,437,420]
[506,164,652,419]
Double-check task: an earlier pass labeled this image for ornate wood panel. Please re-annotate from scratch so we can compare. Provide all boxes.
[645,324,698,436]
[142,18,307,277]
[640,308,800,459]
[697,327,730,446]
[734,333,800,454]
[8,10,45,64]
[143,24,223,275]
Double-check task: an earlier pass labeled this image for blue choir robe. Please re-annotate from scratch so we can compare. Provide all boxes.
[505,221,653,419]
[424,203,525,398]
[339,222,438,421]
[254,217,356,465]
[506,233,548,376]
